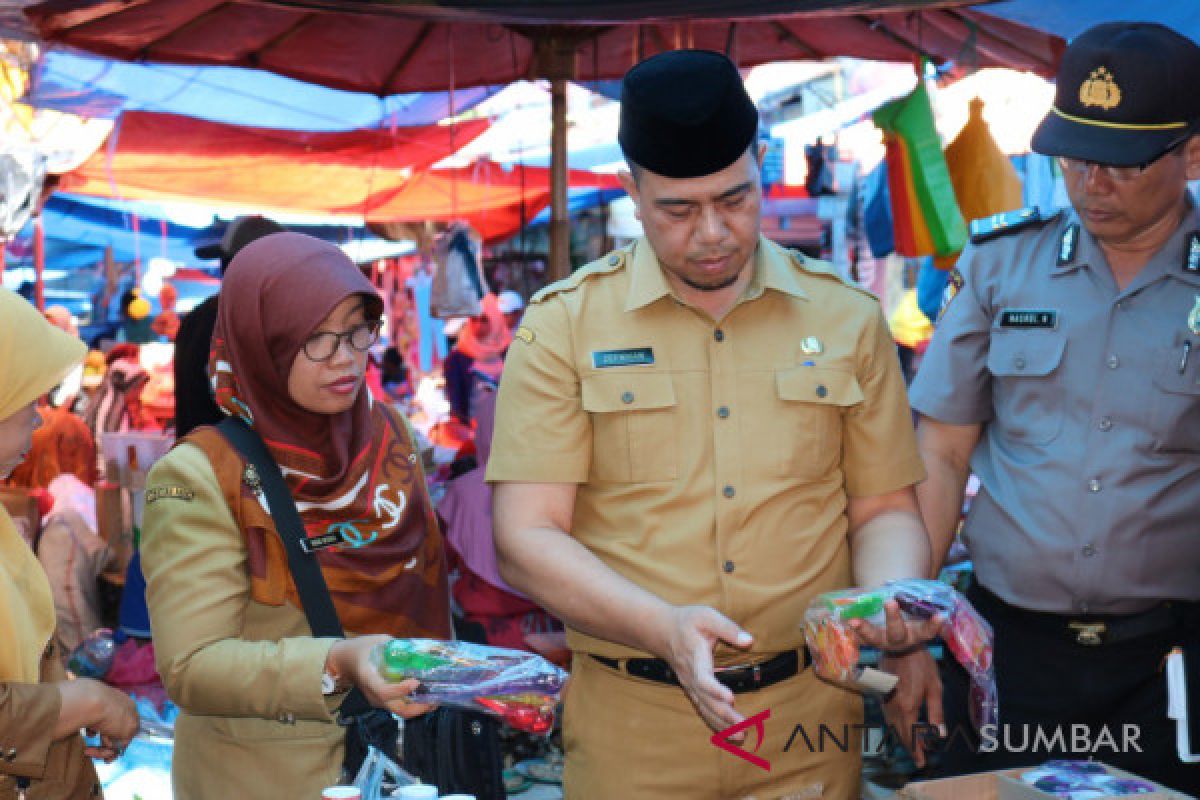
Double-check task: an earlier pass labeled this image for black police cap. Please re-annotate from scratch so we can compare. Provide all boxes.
[1032,22,1200,167]
[619,50,759,179]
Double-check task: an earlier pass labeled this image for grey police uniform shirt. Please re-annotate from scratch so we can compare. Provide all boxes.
[909,204,1200,615]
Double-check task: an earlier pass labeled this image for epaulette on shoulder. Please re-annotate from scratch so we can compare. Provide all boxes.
[969,207,1060,245]
[788,249,878,301]
[530,249,629,304]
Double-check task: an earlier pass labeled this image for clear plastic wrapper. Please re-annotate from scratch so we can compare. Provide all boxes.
[1021,761,1158,798]
[804,578,997,730]
[372,639,566,734]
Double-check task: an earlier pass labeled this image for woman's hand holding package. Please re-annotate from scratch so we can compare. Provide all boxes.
[328,635,437,720]
[54,677,138,761]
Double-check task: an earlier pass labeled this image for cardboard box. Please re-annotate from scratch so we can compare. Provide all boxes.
[899,764,1191,800]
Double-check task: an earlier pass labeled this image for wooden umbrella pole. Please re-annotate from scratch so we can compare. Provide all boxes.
[550,76,569,282]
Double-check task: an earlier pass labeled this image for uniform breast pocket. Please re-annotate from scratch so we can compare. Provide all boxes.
[1151,342,1200,455]
[581,371,678,483]
[775,365,863,479]
[986,332,1067,445]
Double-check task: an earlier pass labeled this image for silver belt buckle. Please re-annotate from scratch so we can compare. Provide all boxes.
[1068,621,1107,646]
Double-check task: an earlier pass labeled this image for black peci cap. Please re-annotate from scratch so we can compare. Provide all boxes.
[619,49,759,179]
[1032,22,1200,167]
[195,215,285,263]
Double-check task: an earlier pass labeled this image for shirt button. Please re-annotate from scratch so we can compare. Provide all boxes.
[1082,544,1097,557]
[1107,355,1120,369]
[717,406,730,419]
[815,385,828,399]
[1117,300,1128,311]
[1088,479,1102,493]
[723,485,735,499]
[723,560,735,574]
[714,329,725,342]
[1098,417,1113,431]
[1014,356,1026,370]
[621,391,634,404]
[5,747,16,761]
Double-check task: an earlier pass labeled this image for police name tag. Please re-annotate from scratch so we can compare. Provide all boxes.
[999,309,1058,329]
[300,532,344,554]
[592,347,655,368]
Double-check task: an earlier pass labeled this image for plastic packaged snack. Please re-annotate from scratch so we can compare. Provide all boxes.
[372,639,566,734]
[1021,761,1158,798]
[804,578,997,730]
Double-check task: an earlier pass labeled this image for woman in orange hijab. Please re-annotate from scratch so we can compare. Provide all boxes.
[141,233,451,798]
[0,288,137,800]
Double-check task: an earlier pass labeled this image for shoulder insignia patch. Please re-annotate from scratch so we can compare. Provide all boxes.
[145,485,195,505]
[969,207,1057,245]
[513,325,535,344]
[531,249,629,304]
[937,267,965,322]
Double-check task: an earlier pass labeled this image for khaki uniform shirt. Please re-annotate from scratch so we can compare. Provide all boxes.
[910,204,1200,614]
[487,236,925,661]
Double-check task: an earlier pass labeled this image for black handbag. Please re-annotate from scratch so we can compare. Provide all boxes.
[402,707,504,800]
[217,418,399,781]
[218,418,504,793]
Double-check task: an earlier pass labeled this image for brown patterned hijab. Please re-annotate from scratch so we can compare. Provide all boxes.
[205,232,449,637]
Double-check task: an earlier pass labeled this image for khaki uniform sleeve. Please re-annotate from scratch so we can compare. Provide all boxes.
[486,296,591,483]
[908,245,995,424]
[842,305,927,497]
[141,444,339,722]
[0,681,60,779]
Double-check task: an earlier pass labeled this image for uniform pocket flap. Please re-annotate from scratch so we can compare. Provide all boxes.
[581,371,677,413]
[987,333,1066,377]
[776,366,863,407]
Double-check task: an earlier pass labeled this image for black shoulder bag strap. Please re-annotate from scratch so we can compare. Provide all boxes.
[217,417,372,718]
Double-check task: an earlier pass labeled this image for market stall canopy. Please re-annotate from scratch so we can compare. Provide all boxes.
[56,110,621,241]
[982,0,1200,44]
[24,0,1063,93]
[59,110,490,216]
[26,48,498,130]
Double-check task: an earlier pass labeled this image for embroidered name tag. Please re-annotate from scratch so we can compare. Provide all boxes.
[300,532,344,554]
[999,309,1058,329]
[592,348,655,368]
[145,486,195,505]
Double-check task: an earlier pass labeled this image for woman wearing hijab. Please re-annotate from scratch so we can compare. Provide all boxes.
[442,293,511,423]
[0,288,138,800]
[141,233,451,798]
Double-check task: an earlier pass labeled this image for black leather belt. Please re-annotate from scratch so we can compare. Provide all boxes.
[590,649,810,693]
[970,584,1199,647]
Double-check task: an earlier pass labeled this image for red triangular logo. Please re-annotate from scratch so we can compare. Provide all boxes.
[710,709,771,771]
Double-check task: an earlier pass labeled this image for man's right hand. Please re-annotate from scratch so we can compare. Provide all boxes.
[660,605,754,738]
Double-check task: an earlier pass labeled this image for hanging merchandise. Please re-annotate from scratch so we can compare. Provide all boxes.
[0,146,45,240]
[938,97,1024,268]
[862,161,895,259]
[408,267,449,374]
[882,132,934,257]
[874,77,967,258]
[431,223,489,319]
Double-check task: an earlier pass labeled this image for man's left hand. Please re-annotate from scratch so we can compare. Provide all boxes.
[879,648,943,768]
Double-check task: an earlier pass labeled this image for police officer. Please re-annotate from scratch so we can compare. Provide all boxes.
[911,22,1200,793]
[488,50,939,799]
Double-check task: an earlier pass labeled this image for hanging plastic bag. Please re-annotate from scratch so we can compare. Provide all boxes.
[874,80,967,257]
[936,96,1024,268]
[431,223,489,319]
[351,745,419,799]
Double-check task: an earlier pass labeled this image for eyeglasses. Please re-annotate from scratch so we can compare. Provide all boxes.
[1057,134,1190,182]
[302,320,380,362]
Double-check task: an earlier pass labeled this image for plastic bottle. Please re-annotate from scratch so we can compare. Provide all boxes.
[67,628,116,678]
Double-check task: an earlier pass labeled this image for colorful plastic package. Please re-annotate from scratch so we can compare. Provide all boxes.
[1021,761,1158,798]
[372,639,567,735]
[804,578,998,730]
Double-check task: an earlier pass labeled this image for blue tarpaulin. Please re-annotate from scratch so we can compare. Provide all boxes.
[27,49,498,131]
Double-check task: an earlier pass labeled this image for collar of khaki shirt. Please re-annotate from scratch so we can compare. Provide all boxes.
[623,235,810,313]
